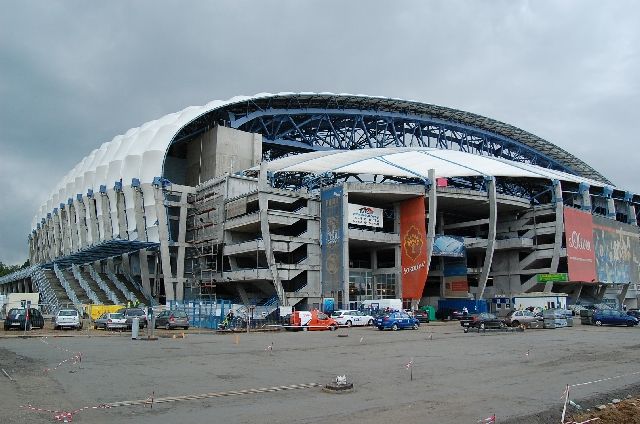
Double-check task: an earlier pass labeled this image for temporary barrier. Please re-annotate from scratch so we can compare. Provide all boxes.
[86,304,124,320]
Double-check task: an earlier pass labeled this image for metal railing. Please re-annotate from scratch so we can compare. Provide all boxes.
[122,270,156,305]
[31,266,59,315]
[54,263,81,307]
[71,264,100,304]
[105,268,137,302]
[88,265,119,304]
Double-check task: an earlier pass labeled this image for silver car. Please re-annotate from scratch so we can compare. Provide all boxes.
[54,309,83,330]
[504,310,538,327]
[93,312,127,330]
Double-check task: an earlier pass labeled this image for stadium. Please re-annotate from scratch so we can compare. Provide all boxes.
[1,92,639,317]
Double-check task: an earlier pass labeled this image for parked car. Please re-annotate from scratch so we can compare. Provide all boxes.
[504,310,538,327]
[461,313,506,330]
[331,310,374,327]
[592,310,639,327]
[626,310,640,320]
[3,308,45,331]
[375,311,420,331]
[54,308,83,330]
[155,310,190,330]
[117,308,148,329]
[412,310,430,323]
[94,312,127,330]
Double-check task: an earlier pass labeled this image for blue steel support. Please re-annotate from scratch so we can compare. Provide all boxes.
[229,108,575,174]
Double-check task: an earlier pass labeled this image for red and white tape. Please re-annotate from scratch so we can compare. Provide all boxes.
[477,414,496,423]
[569,370,640,388]
[40,337,83,372]
[21,403,111,422]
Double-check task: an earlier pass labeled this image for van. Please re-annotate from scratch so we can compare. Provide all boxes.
[288,310,338,331]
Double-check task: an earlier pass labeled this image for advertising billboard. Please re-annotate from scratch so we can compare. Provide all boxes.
[347,203,383,228]
[432,235,465,257]
[400,197,428,299]
[592,215,640,284]
[563,207,596,282]
[321,187,344,295]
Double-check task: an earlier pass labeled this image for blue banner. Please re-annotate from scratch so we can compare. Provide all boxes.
[321,187,344,296]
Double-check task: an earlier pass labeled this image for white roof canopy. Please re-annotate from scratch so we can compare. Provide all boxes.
[258,147,607,187]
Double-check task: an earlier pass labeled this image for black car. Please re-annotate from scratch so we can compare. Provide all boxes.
[117,308,147,329]
[4,308,45,331]
[413,310,430,323]
[461,313,506,330]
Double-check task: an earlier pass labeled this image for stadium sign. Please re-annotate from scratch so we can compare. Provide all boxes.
[348,203,383,228]
[536,273,569,283]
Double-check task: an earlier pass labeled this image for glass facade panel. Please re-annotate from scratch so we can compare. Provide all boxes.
[349,271,373,303]
[375,273,396,299]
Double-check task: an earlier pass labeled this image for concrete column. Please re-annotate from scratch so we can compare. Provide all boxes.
[52,211,62,258]
[116,190,128,239]
[139,249,152,300]
[550,180,563,273]
[625,192,637,226]
[132,188,147,241]
[154,186,175,301]
[578,183,591,211]
[74,197,88,249]
[66,202,78,252]
[602,186,615,219]
[618,283,630,307]
[478,177,497,299]
[341,184,350,308]
[84,194,99,246]
[60,207,71,256]
[99,193,113,241]
[174,192,189,301]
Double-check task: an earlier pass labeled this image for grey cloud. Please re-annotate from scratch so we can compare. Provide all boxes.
[1,0,639,263]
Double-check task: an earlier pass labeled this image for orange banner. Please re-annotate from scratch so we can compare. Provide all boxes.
[400,196,428,299]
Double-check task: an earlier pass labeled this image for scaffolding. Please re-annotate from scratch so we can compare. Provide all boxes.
[186,184,223,299]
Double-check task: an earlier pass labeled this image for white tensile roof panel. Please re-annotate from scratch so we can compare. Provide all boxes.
[261,147,609,187]
[33,92,609,230]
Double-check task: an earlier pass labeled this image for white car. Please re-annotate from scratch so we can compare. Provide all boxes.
[54,308,83,330]
[331,310,374,327]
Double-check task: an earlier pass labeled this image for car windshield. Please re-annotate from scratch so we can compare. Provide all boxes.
[110,313,125,319]
[8,309,25,319]
[173,311,188,318]
[58,310,78,316]
[331,311,342,317]
[129,310,145,316]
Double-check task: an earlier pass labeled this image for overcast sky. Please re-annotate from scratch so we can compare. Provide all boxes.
[1,1,639,264]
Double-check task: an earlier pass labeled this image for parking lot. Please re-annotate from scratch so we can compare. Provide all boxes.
[1,321,639,423]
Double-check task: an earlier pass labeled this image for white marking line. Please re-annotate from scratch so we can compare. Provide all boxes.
[569,370,640,388]
[107,383,321,408]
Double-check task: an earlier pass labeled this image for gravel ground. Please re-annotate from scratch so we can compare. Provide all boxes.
[1,321,639,423]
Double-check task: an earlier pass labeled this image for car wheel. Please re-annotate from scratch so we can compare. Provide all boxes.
[367,319,373,326]
[377,326,384,331]
[479,323,486,330]
[391,323,399,331]
[512,320,520,327]
[165,323,171,330]
[184,326,189,330]
[93,324,98,330]
[345,320,352,328]
[329,325,337,331]
[595,320,603,326]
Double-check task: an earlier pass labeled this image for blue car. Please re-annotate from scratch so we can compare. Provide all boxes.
[592,310,639,327]
[375,312,420,331]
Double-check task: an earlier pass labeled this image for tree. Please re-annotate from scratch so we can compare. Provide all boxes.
[0,260,29,277]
